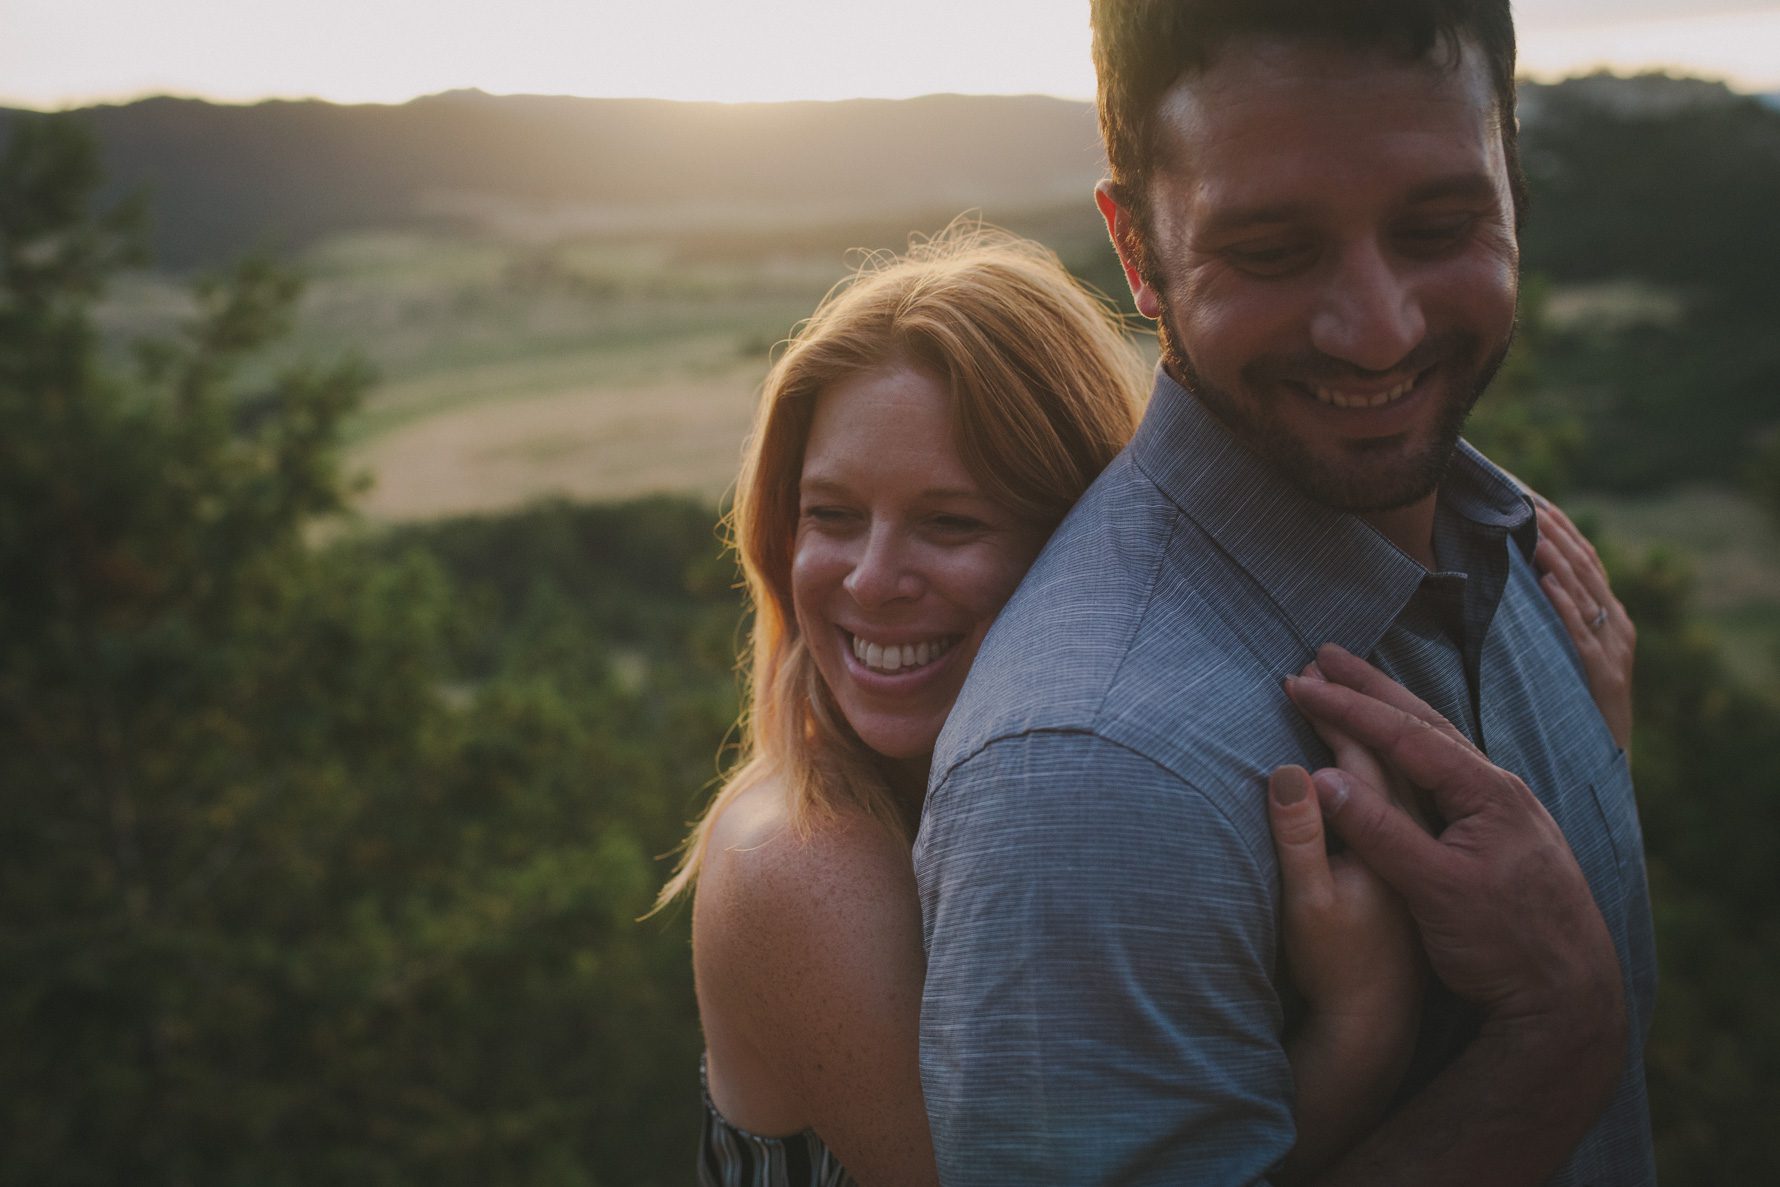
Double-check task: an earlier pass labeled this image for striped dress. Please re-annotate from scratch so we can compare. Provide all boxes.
[698,1055,854,1187]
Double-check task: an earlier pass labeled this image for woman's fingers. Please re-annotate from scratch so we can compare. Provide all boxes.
[1537,505,1622,624]
[1538,503,1607,587]
[1310,713,1389,795]
[1535,532,1614,640]
[1534,536,1587,621]
[1285,669,1504,823]
[1532,502,1635,752]
[1305,644,1480,758]
[1538,555,1597,654]
[1298,664,1433,831]
[1268,766,1335,908]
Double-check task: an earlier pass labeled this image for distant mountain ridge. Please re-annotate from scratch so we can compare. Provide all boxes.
[0,91,1107,268]
[1,74,1773,271]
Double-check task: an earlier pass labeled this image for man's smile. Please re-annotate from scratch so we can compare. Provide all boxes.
[1305,373,1420,409]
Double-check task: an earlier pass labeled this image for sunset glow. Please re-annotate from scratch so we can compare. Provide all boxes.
[3,0,1776,110]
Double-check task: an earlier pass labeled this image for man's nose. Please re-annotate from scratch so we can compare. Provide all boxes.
[842,526,922,607]
[1309,242,1426,373]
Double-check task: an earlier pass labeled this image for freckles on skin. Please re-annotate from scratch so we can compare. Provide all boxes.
[790,364,1047,767]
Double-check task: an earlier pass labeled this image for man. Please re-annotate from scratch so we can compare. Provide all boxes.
[914,2,1656,1182]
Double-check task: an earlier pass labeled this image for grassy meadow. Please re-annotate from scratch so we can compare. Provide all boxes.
[96,210,1780,679]
[101,200,1123,508]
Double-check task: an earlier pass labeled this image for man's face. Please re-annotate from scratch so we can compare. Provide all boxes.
[1105,36,1520,513]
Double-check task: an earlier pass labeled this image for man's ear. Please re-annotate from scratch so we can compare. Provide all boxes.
[1094,180,1161,321]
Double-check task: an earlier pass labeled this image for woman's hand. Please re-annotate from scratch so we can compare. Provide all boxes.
[1533,498,1635,752]
[1268,664,1426,1180]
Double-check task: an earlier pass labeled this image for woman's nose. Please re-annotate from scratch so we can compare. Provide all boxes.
[842,526,922,607]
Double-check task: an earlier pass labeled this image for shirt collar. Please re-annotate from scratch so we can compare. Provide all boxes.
[1127,368,1535,658]
[1441,440,1541,565]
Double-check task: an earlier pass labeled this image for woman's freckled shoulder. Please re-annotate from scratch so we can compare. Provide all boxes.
[695,780,918,965]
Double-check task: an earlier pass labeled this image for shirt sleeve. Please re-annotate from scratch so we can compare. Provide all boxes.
[915,729,1293,1185]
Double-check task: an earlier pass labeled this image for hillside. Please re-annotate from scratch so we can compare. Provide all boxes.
[3,74,1774,502]
[5,74,1776,281]
[0,91,1107,268]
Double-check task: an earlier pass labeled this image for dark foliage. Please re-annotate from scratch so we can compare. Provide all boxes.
[0,117,726,1186]
[1518,78,1780,493]
[1601,546,1780,1183]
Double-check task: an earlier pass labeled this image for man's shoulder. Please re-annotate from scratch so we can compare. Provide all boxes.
[932,459,1316,816]
[939,455,1188,736]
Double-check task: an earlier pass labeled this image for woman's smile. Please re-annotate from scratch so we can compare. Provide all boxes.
[791,362,1046,761]
[844,630,963,675]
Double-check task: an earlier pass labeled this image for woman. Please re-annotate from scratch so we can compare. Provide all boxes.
[655,227,1633,1184]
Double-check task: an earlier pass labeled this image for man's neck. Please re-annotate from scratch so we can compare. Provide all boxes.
[1360,495,1440,570]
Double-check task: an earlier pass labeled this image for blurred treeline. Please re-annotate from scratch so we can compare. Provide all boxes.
[3,75,1778,1185]
[2,119,723,1185]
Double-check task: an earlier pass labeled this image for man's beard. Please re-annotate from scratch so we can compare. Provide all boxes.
[1157,304,1513,514]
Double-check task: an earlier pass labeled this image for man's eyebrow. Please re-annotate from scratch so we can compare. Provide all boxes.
[1197,202,1308,238]
[1196,173,1502,238]
[1402,172,1501,206]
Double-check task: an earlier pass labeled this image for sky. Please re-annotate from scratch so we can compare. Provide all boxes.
[5,0,1779,110]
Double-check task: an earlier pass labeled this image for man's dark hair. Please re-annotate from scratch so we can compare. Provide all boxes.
[1091,0,1527,248]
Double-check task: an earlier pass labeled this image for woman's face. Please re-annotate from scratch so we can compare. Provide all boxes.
[791,363,1047,766]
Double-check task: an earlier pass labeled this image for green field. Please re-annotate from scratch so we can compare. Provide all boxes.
[97,218,1780,678]
[100,206,1121,508]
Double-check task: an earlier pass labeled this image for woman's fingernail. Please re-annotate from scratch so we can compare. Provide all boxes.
[1271,767,1309,806]
[1312,769,1350,816]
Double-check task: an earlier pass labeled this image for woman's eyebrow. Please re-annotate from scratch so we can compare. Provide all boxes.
[799,476,989,503]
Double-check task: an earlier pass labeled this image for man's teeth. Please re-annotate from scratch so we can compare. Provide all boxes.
[851,634,957,672]
[1309,376,1417,409]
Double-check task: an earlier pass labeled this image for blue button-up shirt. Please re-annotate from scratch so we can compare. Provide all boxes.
[915,372,1657,1184]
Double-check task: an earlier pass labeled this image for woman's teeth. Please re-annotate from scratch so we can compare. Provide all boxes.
[850,633,958,673]
[1309,375,1417,409]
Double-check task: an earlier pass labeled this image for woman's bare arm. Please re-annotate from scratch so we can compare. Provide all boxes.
[694,793,937,1186]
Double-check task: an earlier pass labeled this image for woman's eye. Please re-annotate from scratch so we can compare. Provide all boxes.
[801,505,853,525]
[930,514,986,533]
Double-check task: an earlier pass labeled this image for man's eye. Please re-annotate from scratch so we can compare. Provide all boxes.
[1224,242,1314,276]
[1396,218,1474,254]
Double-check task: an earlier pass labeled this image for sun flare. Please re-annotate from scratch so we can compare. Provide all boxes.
[1,0,1775,110]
